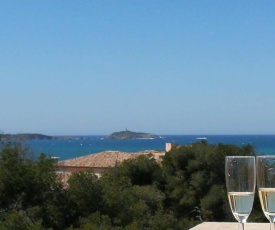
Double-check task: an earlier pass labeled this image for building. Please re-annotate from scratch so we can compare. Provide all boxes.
[56,151,142,176]
[165,143,177,152]
[56,150,166,186]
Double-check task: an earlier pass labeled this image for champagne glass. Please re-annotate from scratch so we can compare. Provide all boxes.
[257,156,275,230]
[225,156,256,230]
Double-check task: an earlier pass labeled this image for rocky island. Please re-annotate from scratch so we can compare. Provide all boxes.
[0,133,54,141]
[106,130,159,140]
[0,134,86,141]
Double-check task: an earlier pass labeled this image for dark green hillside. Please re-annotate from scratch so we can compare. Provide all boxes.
[0,133,54,140]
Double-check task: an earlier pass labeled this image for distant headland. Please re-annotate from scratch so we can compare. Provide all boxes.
[106,130,159,140]
[0,131,160,141]
[0,133,54,141]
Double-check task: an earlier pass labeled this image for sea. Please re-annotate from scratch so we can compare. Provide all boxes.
[22,135,275,161]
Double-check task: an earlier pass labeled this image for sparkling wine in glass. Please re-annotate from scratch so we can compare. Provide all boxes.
[225,156,256,230]
[257,156,275,230]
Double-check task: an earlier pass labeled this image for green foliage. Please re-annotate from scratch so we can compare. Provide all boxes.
[132,185,165,213]
[107,155,163,187]
[0,141,263,229]
[68,171,102,218]
[79,211,113,230]
[100,174,134,226]
[200,185,226,221]
[162,141,257,225]
[0,210,42,230]
[0,142,58,210]
[0,142,70,229]
[146,211,178,230]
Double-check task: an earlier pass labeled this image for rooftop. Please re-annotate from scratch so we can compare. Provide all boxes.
[57,150,165,168]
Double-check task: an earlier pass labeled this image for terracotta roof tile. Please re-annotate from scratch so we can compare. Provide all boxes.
[57,150,165,168]
[57,151,142,168]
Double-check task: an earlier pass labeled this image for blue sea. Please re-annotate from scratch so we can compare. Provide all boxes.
[23,135,275,161]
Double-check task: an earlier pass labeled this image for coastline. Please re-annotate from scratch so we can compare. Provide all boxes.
[23,135,275,161]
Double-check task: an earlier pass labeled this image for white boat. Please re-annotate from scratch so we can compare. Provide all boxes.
[196,137,207,140]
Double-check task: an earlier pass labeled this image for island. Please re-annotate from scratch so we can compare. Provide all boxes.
[106,130,159,140]
[0,133,54,141]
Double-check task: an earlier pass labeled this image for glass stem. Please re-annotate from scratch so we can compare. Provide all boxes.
[270,222,275,230]
[239,222,244,230]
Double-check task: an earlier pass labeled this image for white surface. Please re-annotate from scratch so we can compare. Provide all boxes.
[190,222,269,230]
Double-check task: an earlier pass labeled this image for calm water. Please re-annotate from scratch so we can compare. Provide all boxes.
[24,135,275,161]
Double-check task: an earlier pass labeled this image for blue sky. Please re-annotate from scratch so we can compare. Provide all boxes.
[1,1,275,135]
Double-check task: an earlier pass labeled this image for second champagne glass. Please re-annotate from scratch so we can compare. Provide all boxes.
[225,156,256,230]
[257,156,275,230]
